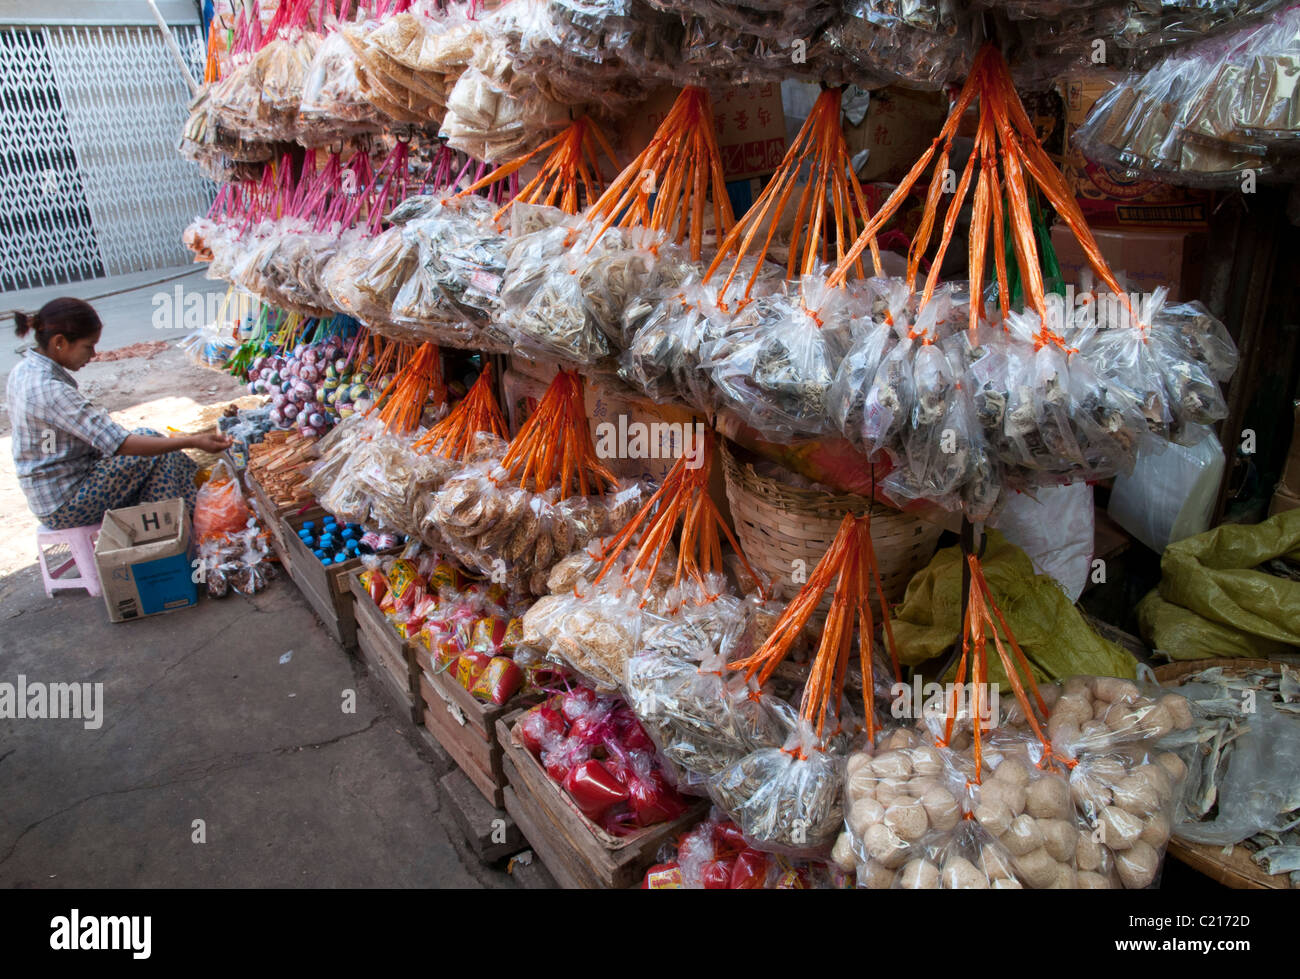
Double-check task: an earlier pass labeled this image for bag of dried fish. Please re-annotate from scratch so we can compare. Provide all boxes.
[1078,301,1230,447]
[708,700,849,856]
[1156,668,1300,878]
[702,276,854,439]
[626,614,785,793]
[881,340,986,512]
[299,29,375,136]
[497,215,586,326]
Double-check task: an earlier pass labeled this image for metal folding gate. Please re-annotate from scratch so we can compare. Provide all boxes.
[0,23,215,293]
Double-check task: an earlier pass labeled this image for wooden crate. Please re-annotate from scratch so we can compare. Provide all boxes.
[349,573,421,725]
[415,643,520,809]
[277,511,383,649]
[1155,657,1296,890]
[496,709,705,889]
[246,470,316,558]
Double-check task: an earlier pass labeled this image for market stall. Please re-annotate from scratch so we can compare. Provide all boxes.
[174,0,1300,889]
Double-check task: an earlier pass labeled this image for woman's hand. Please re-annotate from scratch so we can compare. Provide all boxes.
[119,431,233,457]
[187,432,234,454]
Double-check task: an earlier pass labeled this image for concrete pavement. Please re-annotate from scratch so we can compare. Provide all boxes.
[0,563,535,888]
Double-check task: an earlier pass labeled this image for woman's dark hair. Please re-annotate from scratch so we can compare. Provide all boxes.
[14,297,101,349]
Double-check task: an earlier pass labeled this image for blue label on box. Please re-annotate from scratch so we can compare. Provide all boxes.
[130,552,197,615]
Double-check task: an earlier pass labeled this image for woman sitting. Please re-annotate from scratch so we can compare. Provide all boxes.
[7,297,232,530]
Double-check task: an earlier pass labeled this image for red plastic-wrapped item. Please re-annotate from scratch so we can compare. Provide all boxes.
[641,863,684,889]
[359,567,388,604]
[454,651,491,690]
[563,760,630,821]
[469,656,523,705]
[517,701,567,756]
[470,615,509,653]
[193,462,252,542]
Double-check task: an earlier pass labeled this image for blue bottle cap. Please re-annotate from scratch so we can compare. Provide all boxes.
[313,549,326,559]
[335,552,348,563]
[303,521,315,531]
[321,557,332,566]
[323,515,337,524]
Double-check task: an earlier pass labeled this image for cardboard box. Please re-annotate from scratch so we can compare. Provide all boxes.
[94,499,197,623]
[1270,486,1300,518]
[621,84,786,182]
[844,87,948,185]
[1050,224,1205,302]
[1279,402,1300,496]
[1057,74,1211,228]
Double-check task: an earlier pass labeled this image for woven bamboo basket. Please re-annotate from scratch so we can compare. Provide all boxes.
[720,441,943,620]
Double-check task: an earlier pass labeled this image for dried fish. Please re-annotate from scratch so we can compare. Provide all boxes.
[1252,845,1300,876]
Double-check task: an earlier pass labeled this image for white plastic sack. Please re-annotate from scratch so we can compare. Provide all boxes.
[992,482,1094,602]
[1109,428,1226,553]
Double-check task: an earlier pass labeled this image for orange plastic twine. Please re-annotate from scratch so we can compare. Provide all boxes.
[583,86,736,262]
[593,429,764,607]
[499,369,618,499]
[370,341,445,435]
[456,116,621,224]
[939,553,1056,781]
[412,363,508,459]
[727,513,902,747]
[826,45,1138,341]
[705,87,882,304]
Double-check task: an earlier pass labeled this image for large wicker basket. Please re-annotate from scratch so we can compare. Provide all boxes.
[720,441,943,618]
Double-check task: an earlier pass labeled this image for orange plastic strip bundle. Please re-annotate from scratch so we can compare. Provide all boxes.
[456,116,621,224]
[593,430,764,607]
[705,88,883,304]
[583,86,736,262]
[370,340,445,435]
[826,45,1137,340]
[727,513,901,748]
[939,552,1056,780]
[412,363,508,459]
[499,368,619,499]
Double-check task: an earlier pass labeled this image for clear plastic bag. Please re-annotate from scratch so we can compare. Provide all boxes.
[626,615,785,792]
[970,744,1080,888]
[826,0,975,91]
[702,276,854,440]
[894,819,1025,889]
[709,711,846,857]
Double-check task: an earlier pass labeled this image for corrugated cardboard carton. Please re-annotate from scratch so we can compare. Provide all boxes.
[94,499,197,623]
